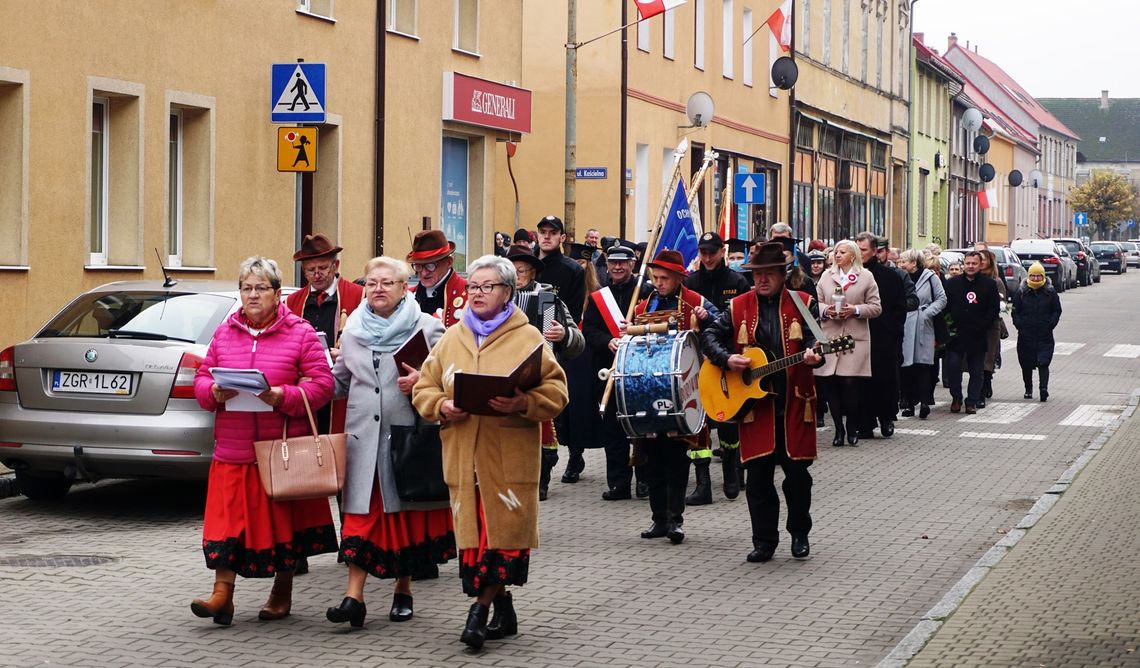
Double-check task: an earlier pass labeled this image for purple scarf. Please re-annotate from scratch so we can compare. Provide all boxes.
[463,302,516,343]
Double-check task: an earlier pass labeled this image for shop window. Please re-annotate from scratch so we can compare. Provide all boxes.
[0,70,28,267]
[388,0,416,36]
[693,0,705,70]
[454,0,479,54]
[167,93,215,269]
[88,78,144,269]
[722,0,733,79]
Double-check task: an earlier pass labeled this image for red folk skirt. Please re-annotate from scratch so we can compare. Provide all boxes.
[201,461,338,578]
[459,488,530,597]
[339,480,456,579]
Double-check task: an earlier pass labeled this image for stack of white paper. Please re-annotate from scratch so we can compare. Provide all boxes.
[209,367,271,412]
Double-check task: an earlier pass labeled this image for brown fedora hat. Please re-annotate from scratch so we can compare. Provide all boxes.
[741,242,788,270]
[406,229,456,264]
[506,243,544,272]
[646,249,689,277]
[293,233,343,261]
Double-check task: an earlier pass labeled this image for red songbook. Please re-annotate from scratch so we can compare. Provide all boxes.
[453,344,544,416]
[393,330,430,377]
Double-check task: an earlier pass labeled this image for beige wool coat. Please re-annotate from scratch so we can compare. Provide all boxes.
[412,308,568,550]
[814,265,882,377]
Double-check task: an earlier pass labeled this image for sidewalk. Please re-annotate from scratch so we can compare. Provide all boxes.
[889,391,1140,667]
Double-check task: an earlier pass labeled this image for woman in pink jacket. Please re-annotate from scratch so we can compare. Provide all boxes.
[189,256,336,626]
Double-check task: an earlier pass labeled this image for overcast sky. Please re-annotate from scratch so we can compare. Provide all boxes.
[913,0,1137,98]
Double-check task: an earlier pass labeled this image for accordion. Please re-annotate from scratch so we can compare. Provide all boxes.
[517,289,563,350]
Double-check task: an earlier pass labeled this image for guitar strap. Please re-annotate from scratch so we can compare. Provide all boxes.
[787,290,827,344]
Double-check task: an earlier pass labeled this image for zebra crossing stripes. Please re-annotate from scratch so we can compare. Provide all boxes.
[959,403,1040,424]
[959,431,1046,441]
[1059,405,1124,428]
[1103,344,1140,358]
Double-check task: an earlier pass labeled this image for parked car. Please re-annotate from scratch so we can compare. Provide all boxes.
[948,247,1025,295]
[938,250,965,275]
[1119,241,1140,268]
[0,280,294,500]
[1008,239,1073,292]
[1091,241,1126,274]
[1053,238,1097,286]
[1085,242,1102,283]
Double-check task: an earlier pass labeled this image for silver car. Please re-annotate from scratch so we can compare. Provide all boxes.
[0,280,282,500]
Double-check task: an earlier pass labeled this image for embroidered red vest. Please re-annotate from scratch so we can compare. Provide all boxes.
[730,289,819,463]
[410,271,468,327]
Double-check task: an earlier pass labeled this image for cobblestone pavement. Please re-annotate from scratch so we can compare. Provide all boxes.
[1,273,1137,668]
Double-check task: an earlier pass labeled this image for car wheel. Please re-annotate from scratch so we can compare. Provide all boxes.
[14,470,73,501]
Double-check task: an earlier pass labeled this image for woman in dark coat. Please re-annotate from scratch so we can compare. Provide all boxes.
[1011,262,1062,402]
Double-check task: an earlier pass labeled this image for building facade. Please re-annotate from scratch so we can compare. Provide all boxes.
[908,35,960,249]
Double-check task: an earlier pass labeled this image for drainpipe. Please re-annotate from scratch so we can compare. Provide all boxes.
[906,0,917,248]
[787,0,797,238]
[619,0,629,239]
[564,0,578,239]
[374,1,386,256]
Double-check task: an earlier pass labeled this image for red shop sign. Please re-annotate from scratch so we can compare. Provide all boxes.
[443,72,532,134]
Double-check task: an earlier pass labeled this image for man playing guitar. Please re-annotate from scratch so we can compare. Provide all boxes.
[699,242,824,563]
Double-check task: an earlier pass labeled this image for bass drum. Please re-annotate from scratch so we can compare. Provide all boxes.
[613,330,706,438]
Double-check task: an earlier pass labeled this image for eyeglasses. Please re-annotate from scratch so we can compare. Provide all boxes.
[410,262,438,273]
[465,283,509,295]
[239,285,275,295]
[365,279,405,291]
[303,264,335,276]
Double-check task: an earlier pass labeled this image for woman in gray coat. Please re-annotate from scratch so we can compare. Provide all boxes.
[326,256,454,629]
[898,249,947,419]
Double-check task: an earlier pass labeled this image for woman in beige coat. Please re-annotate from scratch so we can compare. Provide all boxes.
[814,240,882,447]
[413,255,568,651]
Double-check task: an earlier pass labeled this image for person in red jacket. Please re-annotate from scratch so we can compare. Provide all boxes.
[189,256,337,626]
[407,229,468,327]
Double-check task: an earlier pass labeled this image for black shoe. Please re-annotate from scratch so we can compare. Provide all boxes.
[746,544,776,563]
[686,461,713,505]
[539,486,548,501]
[635,481,649,499]
[791,534,810,559]
[460,603,490,650]
[721,448,740,500]
[389,592,413,622]
[666,522,685,545]
[880,420,895,438]
[640,521,669,539]
[976,398,986,409]
[485,591,517,640]
[918,403,930,420]
[900,407,915,418]
[560,452,585,484]
[847,431,860,447]
[1024,390,1033,399]
[950,399,961,413]
[294,556,309,575]
[326,596,367,628]
[832,424,846,447]
[1040,390,1049,402]
[602,488,631,501]
[816,413,825,428]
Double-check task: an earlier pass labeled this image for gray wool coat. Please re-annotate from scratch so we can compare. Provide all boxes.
[331,312,447,516]
[901,268,947,367]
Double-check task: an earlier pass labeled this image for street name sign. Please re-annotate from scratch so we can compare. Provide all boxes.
[575,167,608,180]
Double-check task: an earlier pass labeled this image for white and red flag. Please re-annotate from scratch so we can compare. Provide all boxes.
[634,0,687,21]
[978,188,997,210]
[766,0,792,52]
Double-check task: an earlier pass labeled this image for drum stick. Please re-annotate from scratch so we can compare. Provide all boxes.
[599,138,691,415]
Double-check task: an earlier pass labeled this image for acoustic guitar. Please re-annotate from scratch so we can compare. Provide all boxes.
[698,335,856,422]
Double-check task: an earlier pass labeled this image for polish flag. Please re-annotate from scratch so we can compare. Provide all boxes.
[634,0,687,20]
[978,188,998,210]
[766,0,792,52]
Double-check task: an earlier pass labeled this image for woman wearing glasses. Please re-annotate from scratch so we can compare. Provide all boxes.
[190,256,337,626]
[413,255,568,650]
[325,256,455,629]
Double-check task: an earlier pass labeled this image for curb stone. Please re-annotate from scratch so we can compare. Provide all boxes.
[877,387,1140,668]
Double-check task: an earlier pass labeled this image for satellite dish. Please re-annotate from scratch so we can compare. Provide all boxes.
[1028,169,1044,188]
[979,163,996,183]
[961,108,984,133]
[684,91,715,128]
[973,135,991,155]
[1008,170,1023,187]
[771,56,799,90]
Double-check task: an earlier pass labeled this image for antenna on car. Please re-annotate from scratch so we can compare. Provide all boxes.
[154,247,177,289]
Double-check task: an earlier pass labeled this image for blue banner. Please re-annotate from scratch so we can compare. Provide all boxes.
[657,181,698,269]
[440,137,469,271]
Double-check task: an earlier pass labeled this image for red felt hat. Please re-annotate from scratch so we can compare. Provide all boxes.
[646,249,689,277]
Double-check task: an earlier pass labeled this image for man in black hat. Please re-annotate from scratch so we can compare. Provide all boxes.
[682,232,751,503]
[535,215,586,323]
[581,242,651,500]
[854,232,918,439]
[771,235,817,297]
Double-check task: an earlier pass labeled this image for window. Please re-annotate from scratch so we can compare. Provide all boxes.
[918,170,928,236]
[388,0,416,36]
[90,99,109,266]
[297,0,334,20]
[663,4,676,59]
[635,143,650,241]
[802,0,810,55]
[722,0,733,79]
[454,0,479,54]
[638,8,651,52]
[841,0,850,73]
[167,111,182,266]
[860,6,868,81]
[0,69,28,267]
[822,0,831,65]
[793,150,813,239]
[694,0,705,69]
[875,12,883,87]
[742,8,752,86]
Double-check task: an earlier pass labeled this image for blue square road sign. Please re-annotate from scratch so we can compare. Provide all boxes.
[734,172,766,205]
[271,63,326,123]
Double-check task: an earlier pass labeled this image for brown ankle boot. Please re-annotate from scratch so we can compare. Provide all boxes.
[258,575,293,620]
[191,581,235,626]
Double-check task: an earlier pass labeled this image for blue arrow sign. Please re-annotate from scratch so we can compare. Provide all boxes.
[271,63,326,123]
[1073,211,1088,227]
[734,172,765,204]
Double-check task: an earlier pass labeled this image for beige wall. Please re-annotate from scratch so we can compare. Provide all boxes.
[984,134,1015,243]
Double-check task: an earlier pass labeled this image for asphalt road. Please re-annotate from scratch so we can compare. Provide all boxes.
[1,270,1136,668]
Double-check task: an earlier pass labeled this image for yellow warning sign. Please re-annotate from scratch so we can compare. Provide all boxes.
[277,127,318,172]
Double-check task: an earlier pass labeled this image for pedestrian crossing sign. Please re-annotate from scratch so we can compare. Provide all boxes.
[271,63,326,123]
[277,127,318,172]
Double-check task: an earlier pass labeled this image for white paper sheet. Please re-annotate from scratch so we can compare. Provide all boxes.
[225,390,273,413]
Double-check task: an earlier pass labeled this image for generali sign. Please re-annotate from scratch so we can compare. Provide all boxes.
[442,72,532,134]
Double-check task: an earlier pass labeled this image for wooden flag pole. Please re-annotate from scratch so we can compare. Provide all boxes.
[686,150,718,236]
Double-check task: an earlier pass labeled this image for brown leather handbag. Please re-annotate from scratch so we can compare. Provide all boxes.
[253,387,347,501]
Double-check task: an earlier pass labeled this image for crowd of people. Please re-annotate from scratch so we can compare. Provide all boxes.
[187,221,1063,649]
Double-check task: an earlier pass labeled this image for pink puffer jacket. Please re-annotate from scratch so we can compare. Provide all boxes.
[193,304,335,464]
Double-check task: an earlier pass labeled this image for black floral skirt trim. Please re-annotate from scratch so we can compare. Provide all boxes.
[203,525,338,579]
[340,532,457,579]
[460,549,530,597]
